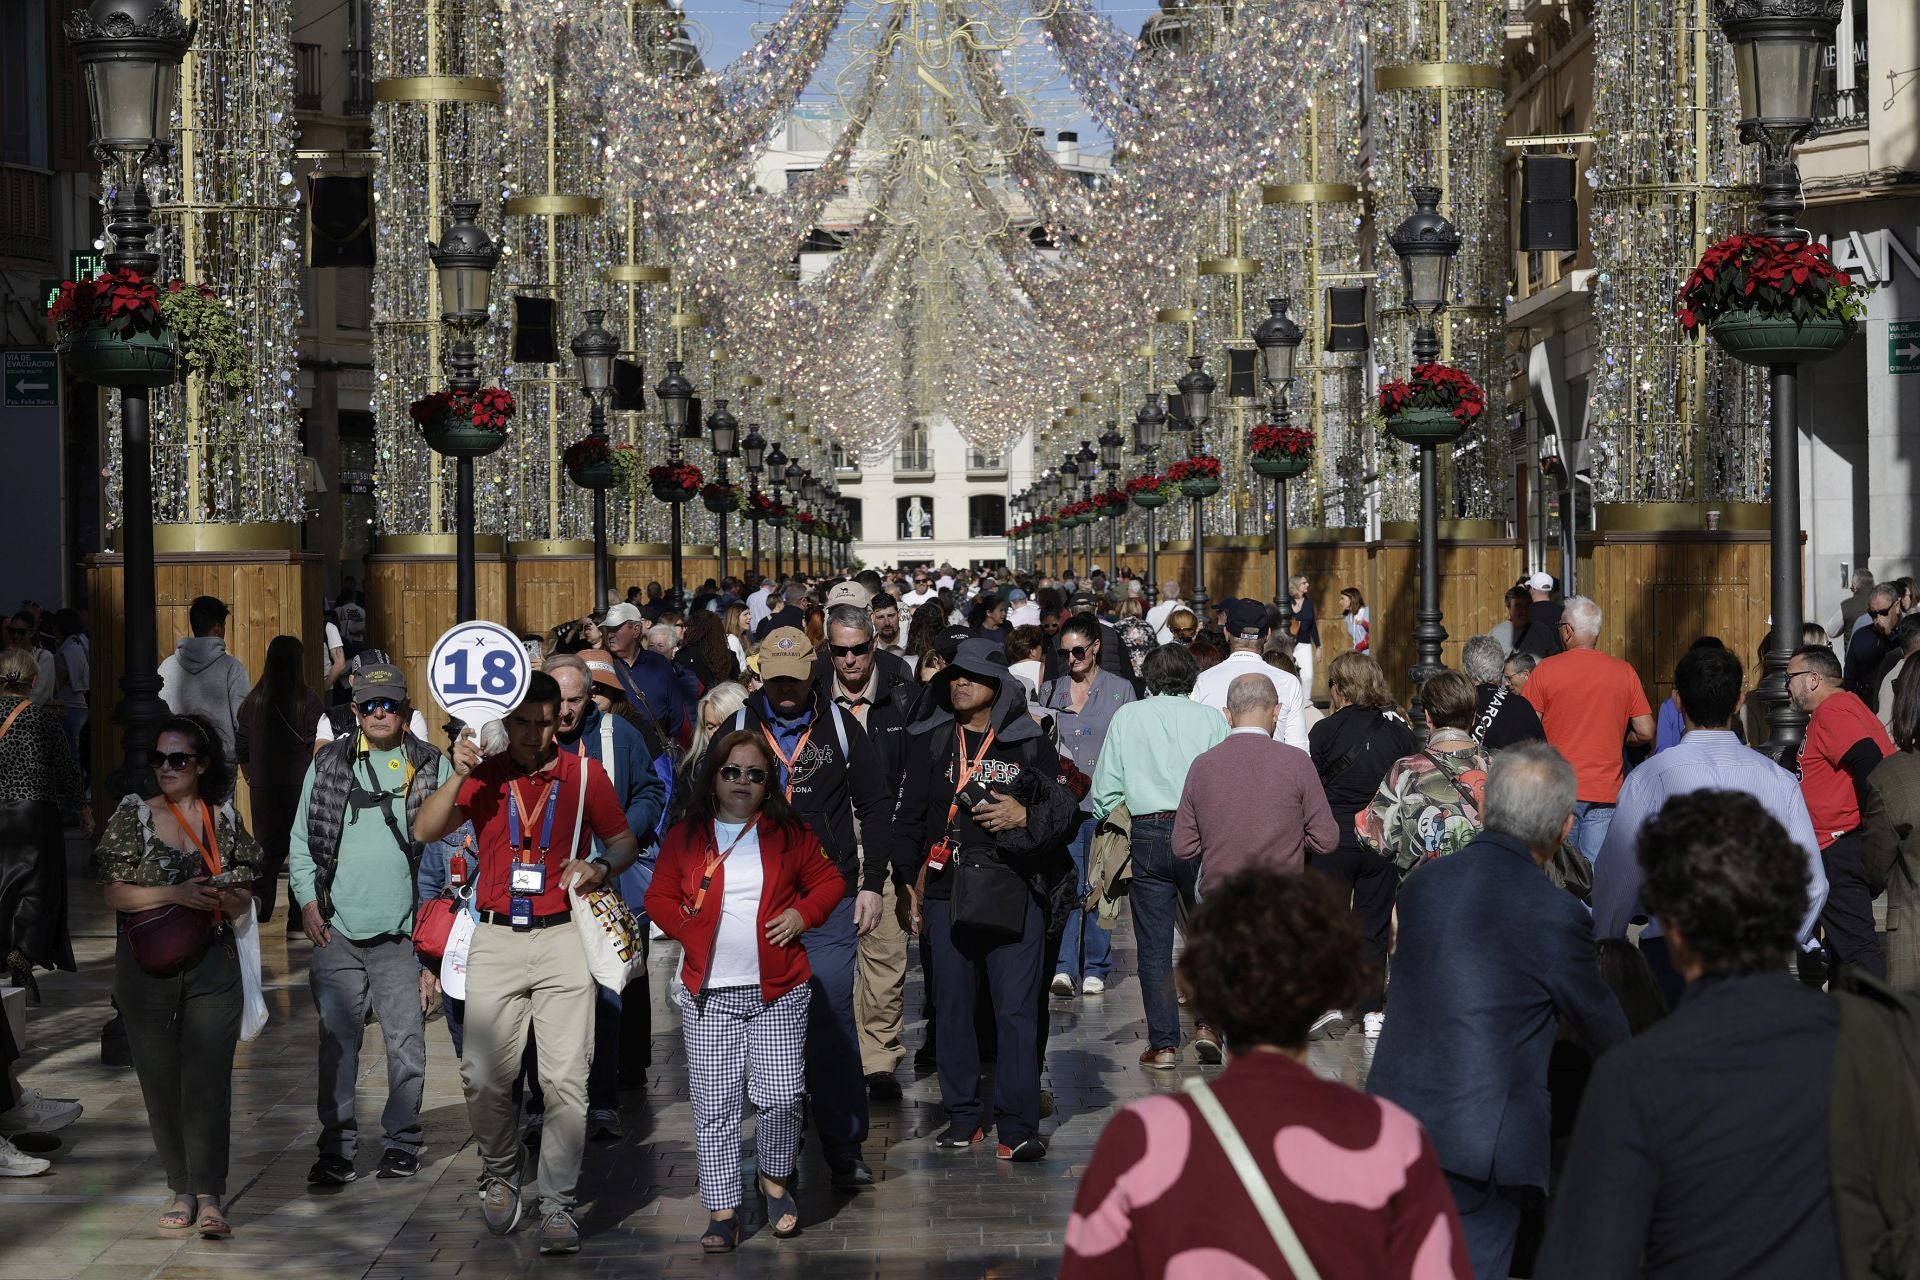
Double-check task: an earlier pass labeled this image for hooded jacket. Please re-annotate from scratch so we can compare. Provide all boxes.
[158,635,251,762]
[891,639,1079,915]
[812,645,920,794]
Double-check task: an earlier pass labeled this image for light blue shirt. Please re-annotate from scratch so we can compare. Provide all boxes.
[1592,729,1829,945]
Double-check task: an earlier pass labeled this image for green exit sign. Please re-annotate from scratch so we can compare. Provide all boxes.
[1892,321,1920,376]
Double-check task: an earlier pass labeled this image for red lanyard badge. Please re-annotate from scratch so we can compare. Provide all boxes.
[760,722,816,803]
[927,724,996,873]
[685,820,757,917]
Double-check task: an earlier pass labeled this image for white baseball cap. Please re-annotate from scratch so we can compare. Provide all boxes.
[603,602,645,627]
[1524,572,1556,592]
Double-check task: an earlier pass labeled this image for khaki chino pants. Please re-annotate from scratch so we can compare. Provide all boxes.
[460,921,595,1215]
[854,879,909,1075]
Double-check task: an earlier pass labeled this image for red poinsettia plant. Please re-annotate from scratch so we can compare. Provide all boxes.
[647,462,703,491]
[1091,488,1127,514]
[1378,363,1486,425]
[1059,498,1094,521]
[1166,455,1224,483]
[795,510,817,528]
[1125,472,1180,499]
[562,435,613,469]
[1675,233,1867,334]
[749,490,788,518]
[47,269,166,338]
[410,386,516,433]
[1249,423,1316,457]
[699,478,742,505]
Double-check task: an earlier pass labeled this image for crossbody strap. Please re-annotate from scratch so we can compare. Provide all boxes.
[1419,749,1481,811]
[0,699,29,744]
[1182,1077,1323,1280]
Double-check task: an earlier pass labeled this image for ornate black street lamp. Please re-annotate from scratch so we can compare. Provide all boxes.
[1174,355,1216,616]
[1252,296,1304,632]
[742,422,766,581]
[655,359,695,602]
[66,0,194,798]
[1058,448,1081,582]
[427,197,502,622]
[570,308,618,607]
[785,452,806,575]
[1133,392,1165,595]
[766,440,789,580]
[1388,186,1461,718]
[1099,421,1124,588]
[707,400,739,586]
[1714,0,1842,758]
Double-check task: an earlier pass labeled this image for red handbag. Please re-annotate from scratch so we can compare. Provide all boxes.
[413,836,472,961]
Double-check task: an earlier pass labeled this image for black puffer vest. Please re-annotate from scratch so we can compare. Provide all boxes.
[304,732,444,920]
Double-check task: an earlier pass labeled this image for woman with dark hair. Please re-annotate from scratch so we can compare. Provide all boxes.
[234,635,321,923]
[679,610,740,691]
[1062,869,1468,1278]
[0,648,90,998]
[644,729,845,1251]
[93,712,259,1238]
[906,602,948,673]
[968,593,1008,641]
[1863,668,1920,991]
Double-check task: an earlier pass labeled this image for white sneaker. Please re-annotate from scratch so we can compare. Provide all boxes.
[0,1135,50,1176]
[0,1088,82,1135]
[1082,975,1106,995]
[1050,973,1074,997]
[1308,1010,1344,1041]
[1363,1012,1385,1040]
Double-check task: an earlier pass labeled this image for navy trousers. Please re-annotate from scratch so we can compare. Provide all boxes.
[924,894,1045,1143]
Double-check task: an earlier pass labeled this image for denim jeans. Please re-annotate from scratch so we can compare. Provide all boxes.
[801,895,869,1166]
[1129,815,1198,1051]
[309,932,426,1159]
[1571,801,1616,867]
[1057,814,1112,982]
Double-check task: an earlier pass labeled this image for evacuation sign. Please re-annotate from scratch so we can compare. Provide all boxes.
[1,351,57,408]
[1891,321,1920,376]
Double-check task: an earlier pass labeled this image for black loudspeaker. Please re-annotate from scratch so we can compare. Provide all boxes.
[682,396,704,439]
[1226,347,1257,399]
[1165,388,1190,429]
[306,175,375,268]
[1520,155,1578,251]
[611,359,646,411]
[511,296,558,363]
[1326,286,1369,352]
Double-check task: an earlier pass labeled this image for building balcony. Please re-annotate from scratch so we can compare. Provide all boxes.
[894,447,934,478]
[0,164,53,269]
[345,48,374,116]
[965,451,1006,479]
[294,43,323,112]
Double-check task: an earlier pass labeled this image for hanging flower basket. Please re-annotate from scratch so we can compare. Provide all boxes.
[746,491,786,523]
[1679,234,1866,368]
[647,462,702,504]
[1379,364,1484,446]
[563,436,619,489]
[410,387,515,457]
[766,512,791,528]
[700,481,743,515]
[1383,408,1470,445]
[1250,453,1312,479]
[1707,311,1856,366]
[1249,423,1315,478]
[1126,473,1177,509]
[58,322,178,388]
[1167,456,1223,499]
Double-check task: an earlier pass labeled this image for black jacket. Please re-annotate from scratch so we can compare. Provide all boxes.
[723,687,896,896]
[1309,705,1417,850]
[891,654,1078,918]
[812,647,919,795]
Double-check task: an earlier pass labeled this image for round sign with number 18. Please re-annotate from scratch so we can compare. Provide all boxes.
[426,620,531,731]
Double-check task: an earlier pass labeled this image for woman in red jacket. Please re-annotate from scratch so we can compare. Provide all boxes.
[644,729,843,1252]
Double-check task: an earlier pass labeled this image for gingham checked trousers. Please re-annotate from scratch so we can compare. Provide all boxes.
[677,982,812,1211]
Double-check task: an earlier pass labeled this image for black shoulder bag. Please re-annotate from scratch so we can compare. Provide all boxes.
[945,730,1033,938]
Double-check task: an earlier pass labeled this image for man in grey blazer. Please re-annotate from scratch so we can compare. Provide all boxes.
[1367,742,1629,1280]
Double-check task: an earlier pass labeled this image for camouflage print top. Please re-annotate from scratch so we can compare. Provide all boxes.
[1354,731,1489,879]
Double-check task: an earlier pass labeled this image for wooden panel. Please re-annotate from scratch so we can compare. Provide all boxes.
[86,550,325,819]
[365,553,507,747]
[509,556,594,637]
[1372,540,1526,706]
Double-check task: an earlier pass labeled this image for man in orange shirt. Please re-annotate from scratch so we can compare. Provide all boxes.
[1523,596,1655,864]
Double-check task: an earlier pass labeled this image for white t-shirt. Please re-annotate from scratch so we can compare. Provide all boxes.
[899,589,936,608]
[706,819,764,988]
[1189,649,1311,751]
[315,708,432,746]
[747,588,774,629]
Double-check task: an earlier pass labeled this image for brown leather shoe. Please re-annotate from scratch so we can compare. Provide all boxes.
[1138,1047,1178,1070]
[1192,1026,1225,1064]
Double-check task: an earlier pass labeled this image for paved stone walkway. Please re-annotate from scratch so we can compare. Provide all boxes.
[0,843,1374,1279]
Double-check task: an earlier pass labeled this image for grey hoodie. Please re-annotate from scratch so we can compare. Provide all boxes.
[158,635,251,762]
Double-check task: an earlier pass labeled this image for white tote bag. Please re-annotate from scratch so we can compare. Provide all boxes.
[234,902,270,1042]
[439,907,477,1001]
[564,758,646,990]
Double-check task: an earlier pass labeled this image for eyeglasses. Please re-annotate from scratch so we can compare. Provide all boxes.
[829,640,874,658]
[719,764,769,785]
[1873,606,1898,618]
[1058,644,1091,660]
[1786,669,1816,685]
[357,697,402,716]
[147,750,201,771]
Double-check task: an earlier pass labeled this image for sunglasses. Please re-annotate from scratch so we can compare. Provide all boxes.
[829,640,874,658]
[1058,644,1091,660]
[147,750,201,771]
[1874,606,1898,618]
[357,697,402,716]
[719,764,770,784]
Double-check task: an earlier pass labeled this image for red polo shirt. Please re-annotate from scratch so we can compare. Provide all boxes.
[1800,690,1893,848]
[458,749,628,914]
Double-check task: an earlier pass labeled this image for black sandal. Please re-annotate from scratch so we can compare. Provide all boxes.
[699,1214,740,1253]
[760,1178,801,1239]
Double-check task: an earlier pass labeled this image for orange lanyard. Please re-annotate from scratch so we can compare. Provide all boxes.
[507,776,557,856]
[945,724,998,830]
[687,820,758,917]
[760,721,816,803]
[163,797,221,878]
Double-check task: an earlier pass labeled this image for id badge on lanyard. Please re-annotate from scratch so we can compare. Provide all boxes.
[507,777,560,926]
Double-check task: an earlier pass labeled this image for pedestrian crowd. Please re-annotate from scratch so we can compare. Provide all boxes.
[2,561,1918,1277]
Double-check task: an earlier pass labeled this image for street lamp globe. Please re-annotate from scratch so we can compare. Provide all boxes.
[766,441,789,479]
[427,197,502,323]
[1714,0,1841,155]
[655,359,695,436]
[1133,392,1166,455]
[784,453,804,487]
[66,0,196,182]
[1059,450,1079,484]
[707,400,739,457]
[742,423,767,472]
[1098,421,1124,472]
[1176,355,1215,430]
[1076,438,1098,482]
[1252,296,1304,394]
[1388,186,1461,329]
[569,308,618,401]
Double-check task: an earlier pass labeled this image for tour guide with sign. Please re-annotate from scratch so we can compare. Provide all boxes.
[411,670,640,1256]
[716,626,897,1190]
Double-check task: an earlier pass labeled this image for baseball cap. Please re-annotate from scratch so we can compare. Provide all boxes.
[1225,598,1272,639]
[1524,571,1556,592]
[825,580,872,610]
[932,625,974,660]
[576,648,624,697]
[1008,587,1028,603]
[603,602,645,628]
[759,627,815,682]
[350,662,408,701]
[1069,590,1096,611]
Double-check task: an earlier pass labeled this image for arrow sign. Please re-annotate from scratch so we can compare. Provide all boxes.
[0,352,56,408]
[1892,322,1920,375]
[13,379,48,394]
